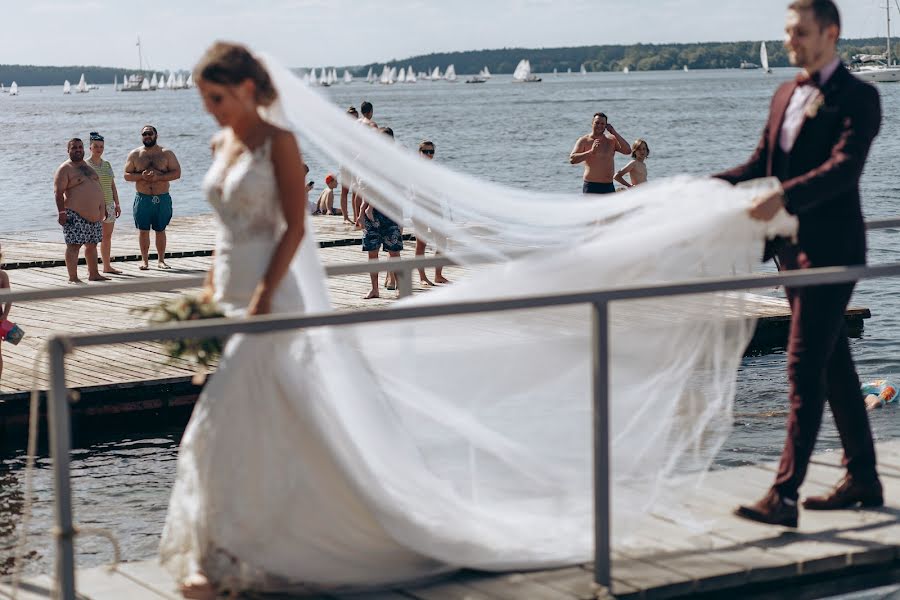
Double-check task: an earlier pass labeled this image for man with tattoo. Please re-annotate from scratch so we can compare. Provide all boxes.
[53,138,109,283]
[124,125,182,269]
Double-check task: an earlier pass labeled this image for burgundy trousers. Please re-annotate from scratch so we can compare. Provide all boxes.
[773,249,878,500]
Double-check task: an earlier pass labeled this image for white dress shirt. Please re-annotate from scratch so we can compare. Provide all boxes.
[779,56,841,153]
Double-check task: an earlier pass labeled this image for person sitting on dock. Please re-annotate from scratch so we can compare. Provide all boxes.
[314,173,339,215]
[54,138,109,283]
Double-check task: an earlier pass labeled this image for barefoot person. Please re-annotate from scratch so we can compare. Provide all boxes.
[86,132,123,274]
[716,0,883,527]
[412,140,449,286]
[124,125,182,270]
[569,112,631,194]
[352,101,379,226]
[614,138,650,189]
[54,138,109,283]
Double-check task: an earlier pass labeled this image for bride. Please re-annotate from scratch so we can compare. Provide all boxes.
[162,42,793,598]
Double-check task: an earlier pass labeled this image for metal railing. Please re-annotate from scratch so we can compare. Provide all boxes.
[7,215,900,599]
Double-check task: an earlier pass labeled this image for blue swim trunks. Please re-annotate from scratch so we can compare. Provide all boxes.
[133,192,173,231]
[362,210,403,252]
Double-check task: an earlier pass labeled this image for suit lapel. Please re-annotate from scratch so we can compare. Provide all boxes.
[768,82,796,153]
[791,65,847,153]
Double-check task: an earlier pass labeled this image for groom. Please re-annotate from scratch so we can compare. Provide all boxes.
[715,0,883,527]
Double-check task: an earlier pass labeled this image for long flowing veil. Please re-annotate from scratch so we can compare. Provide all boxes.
[163,53,797,591]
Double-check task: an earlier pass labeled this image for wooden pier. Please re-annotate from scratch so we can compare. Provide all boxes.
[0,214,871,436]
[4,439,900,599]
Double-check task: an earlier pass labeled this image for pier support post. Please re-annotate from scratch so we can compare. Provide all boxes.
[397,267,413,298]
[47,337,77,600]
[591,301,611,590]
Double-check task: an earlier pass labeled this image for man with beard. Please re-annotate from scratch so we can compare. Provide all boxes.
[569,112,631,194]
[53,138,108,283]
[124,125,182,269]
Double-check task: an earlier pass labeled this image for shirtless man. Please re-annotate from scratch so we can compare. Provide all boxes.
[352,101,379,227]
[124,125,182,269]
[569,112,631,194]
[53,138,108,283]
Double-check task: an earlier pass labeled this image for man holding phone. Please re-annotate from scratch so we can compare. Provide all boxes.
[569,112,631,194]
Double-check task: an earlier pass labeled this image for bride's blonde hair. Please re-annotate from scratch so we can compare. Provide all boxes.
[193,41,278,106]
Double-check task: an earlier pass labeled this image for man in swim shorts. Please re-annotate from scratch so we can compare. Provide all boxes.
[53,138,108,283]
[124,125,182,270]
[569,112,631,194]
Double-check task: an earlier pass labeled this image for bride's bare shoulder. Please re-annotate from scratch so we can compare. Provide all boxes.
[267,126,302,155]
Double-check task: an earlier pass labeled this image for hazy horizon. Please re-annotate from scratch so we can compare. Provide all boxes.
[3,0,892,70]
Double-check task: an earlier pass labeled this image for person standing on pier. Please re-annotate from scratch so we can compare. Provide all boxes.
[124,125,182,270]
[569,112,630,194]
[53,138,109,283]
[715,0,883,527]
[86,132,123,274]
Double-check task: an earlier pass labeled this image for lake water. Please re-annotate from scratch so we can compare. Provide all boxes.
[2,68,900,580]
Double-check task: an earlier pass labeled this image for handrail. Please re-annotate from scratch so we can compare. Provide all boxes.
[28,213,900,600]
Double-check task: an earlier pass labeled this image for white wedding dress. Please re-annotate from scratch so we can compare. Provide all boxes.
[160,54,798,595]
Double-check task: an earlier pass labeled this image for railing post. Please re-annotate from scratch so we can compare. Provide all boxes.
[47,337,77,600]
[591,300,611,591]
[397,267,413,298]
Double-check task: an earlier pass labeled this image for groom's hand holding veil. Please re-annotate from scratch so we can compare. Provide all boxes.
[748,188,786,222]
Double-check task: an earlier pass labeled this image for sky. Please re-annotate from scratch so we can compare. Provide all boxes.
[2,0,893,70]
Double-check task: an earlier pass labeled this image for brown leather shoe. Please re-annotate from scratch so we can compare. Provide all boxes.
[735,489,798,527]
[802,475,883,510]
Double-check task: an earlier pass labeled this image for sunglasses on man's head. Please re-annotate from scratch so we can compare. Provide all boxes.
[421,149,434,155]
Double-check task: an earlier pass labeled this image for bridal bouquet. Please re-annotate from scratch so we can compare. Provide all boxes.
[134,294,225,370]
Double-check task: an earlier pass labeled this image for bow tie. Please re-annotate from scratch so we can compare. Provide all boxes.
[795,71,820,87]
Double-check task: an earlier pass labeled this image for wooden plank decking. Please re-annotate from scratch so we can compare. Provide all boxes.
[4,440,900,599]
[0,214,871,430]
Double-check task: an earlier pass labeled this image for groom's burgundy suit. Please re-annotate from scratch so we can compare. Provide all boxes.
[715,62,882,500]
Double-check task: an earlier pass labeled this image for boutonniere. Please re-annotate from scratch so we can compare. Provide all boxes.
[805,91,825,119]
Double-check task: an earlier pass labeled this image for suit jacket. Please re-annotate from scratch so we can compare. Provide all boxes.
[714,64,881,267]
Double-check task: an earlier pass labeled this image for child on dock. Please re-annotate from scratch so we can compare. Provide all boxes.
[614,138,650,189]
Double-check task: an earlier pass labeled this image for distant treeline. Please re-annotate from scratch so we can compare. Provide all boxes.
[0,66,185,87]
[345,37,893,75]
[2,38,894,86]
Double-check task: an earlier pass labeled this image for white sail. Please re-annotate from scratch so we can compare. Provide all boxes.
[406,66,416,82]
[567,67,572,74]
[366,67,374,83]
[63,80,71,94]
[326,69,335,85]
[513,59,530,81]
[623,66,630,74]
[0,83,5,93]
[481,66,492,78]
[113,75,117,90]
[379,65,390,84]
[150,73,158,88]
[319,69,328,85]
[186,73,193,87]
[141,76,150,90]
[9,82,18,95]
[158,73,167,89]
[175,73,185,88]
[343,69,352,84]
[397,68,406,83]
[309,68,317,84]
[684,65,690,72]
[760,41,771,73]
[167,72,176,88]
[553,68,558,77]
[389,66,397,84]
[580,64,587,75]
[331,68,338,83]
[76,73,88,93]
[444,64,457,81]
[431,66,441,80]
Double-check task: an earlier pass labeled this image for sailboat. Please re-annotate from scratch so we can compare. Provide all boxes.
[166,72,176,89]
[113,75,118,91]
[567,67,572,74]
[512,59,541,83]
[397,67,407,83]
[684,65,690,72]
[158,73,167,90]
[150,73,159,89]
[366,67,374,84]
[76,73,89,93]
[406,66,416,83]
[553,68,558,77]
[480,66,492,79]
[343,70,353,84]
[63,80,71,94]
[319,69,330,87]
[0,83,5,94]
[851,2,900,82]
[431,66,442,80]
[444,64,457,82]
[623,66,630,74]
[186,73,193,88]
[141,77,151,90]
[175,73,186,88]
[760,41,772,74]
[580,64,587,76]
[9,82,18,96]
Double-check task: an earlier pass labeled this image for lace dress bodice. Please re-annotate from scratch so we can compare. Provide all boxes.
[203,135,303,315]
